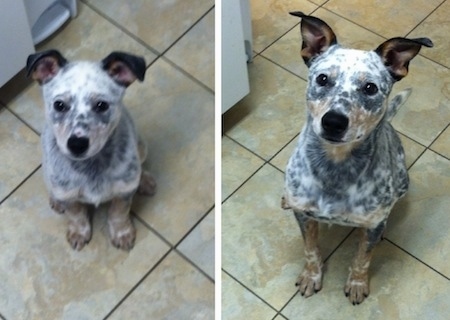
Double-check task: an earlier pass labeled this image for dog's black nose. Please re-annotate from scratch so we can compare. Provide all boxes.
[321,111,349,139]
[67,136,89,156]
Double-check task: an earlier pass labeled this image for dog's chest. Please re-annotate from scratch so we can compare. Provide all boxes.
[44,148,141,206]
[284,130,404,228]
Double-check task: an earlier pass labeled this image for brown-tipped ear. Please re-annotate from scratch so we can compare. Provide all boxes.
[375,37,433,81]
[289,11,337,66]
[101,52,146,87]
[26,50,67,84]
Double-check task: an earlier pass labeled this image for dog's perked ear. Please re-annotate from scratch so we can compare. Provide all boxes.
[375,37,433,81]
[26,49,68,84]
[289,11,337,66]
[101,52,146,87]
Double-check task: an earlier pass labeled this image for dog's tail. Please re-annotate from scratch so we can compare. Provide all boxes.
[386,88,412,121]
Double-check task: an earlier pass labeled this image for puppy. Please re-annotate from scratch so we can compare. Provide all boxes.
[26,50,156,251]
[282,12,432,304]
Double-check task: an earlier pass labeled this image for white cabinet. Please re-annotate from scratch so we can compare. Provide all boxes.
[222,0,252,113]
[0,0,35,87]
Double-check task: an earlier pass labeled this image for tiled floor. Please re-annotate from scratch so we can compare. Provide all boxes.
[222,0,450,319]
[0,1,214,319]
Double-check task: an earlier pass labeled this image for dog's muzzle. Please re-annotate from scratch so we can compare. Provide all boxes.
[67,136,89,156]
[321,111,349,142]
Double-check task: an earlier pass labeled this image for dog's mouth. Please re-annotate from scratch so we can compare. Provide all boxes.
[320,134,346,144]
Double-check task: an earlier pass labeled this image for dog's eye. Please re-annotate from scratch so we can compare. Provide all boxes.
[363,83,378,95]
[316,74,329,86]
[53,100,69,112]
[94,101,109,113]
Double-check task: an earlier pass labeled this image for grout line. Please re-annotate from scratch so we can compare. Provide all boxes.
[173,205,215,248]
[83,0,215,93]
[102,248,173,319]
[5,106,41,137]
[175,248,215,283]
[384,238,450,281]
[405,0,447,38]
[222,269,280,314]
[0,165,41,206]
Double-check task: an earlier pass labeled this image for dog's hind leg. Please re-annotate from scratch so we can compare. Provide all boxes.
[345,221,386,305]
[107,196,136,251]
[137,137,157,196]
[294,211,323,297]
[65,202,92,251]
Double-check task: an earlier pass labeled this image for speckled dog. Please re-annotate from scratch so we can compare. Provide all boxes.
[26,50,156,251]
[282,12,432,304]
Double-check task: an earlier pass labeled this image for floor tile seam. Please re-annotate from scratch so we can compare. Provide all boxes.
[221,135,267,204]
[174,247,215,283]
[131,212,173,248]
[266,132,301,172]
[0,165,41,206]
[222,268,280,314]
[102,247,174,319]
[425,122,450,160]
[257,53,308,82]
[174,205,215,249]
[405,0,447,39]
[384,238,450,281]
[159,5,215,57]
[5,106,41,137]
[254,3,325,57]
[81,0,161,57]
[159,55,215,94]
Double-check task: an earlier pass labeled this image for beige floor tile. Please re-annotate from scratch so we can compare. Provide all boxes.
[178,210,215,279]
[86,0,214,53]
[270,136,297,172]
[407,0,450,68]
[40,2,157,63]
[0,108,40,201]
[250,0,317,53]
[225,56,307,160]
[398,133,426,169]
[262,8,385,79]
[386,150,450,277]
[324,0,442,38]
[430,125,450,158]
[109,251,214,319]
[0,170,170,319]
[222,272,277,320]
[222,164,351,310]
[282,232,450,319]
[390,55,449,146]
[165,9,214,91]
[222,136,264,200]
[7,2,157,134]
[274,315,288,320]
[127,59,214,245]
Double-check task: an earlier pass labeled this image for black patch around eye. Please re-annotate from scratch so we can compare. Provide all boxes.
[362,82,378,95]
[93,101,109,113]
[53,100,69,112]
[316,74,329,86]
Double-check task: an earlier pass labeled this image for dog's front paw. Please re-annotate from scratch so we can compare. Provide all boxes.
[137,171,157,196]
[296,264,323,297]
[50,198,66,214]
[344,274,370,305]
[109,221,136,251]
[67,222,92,251]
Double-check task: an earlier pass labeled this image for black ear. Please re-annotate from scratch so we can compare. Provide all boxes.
[26,49,68,84]
[101,52,146,87]
[375,37,433,81]
[289,11,337,66]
